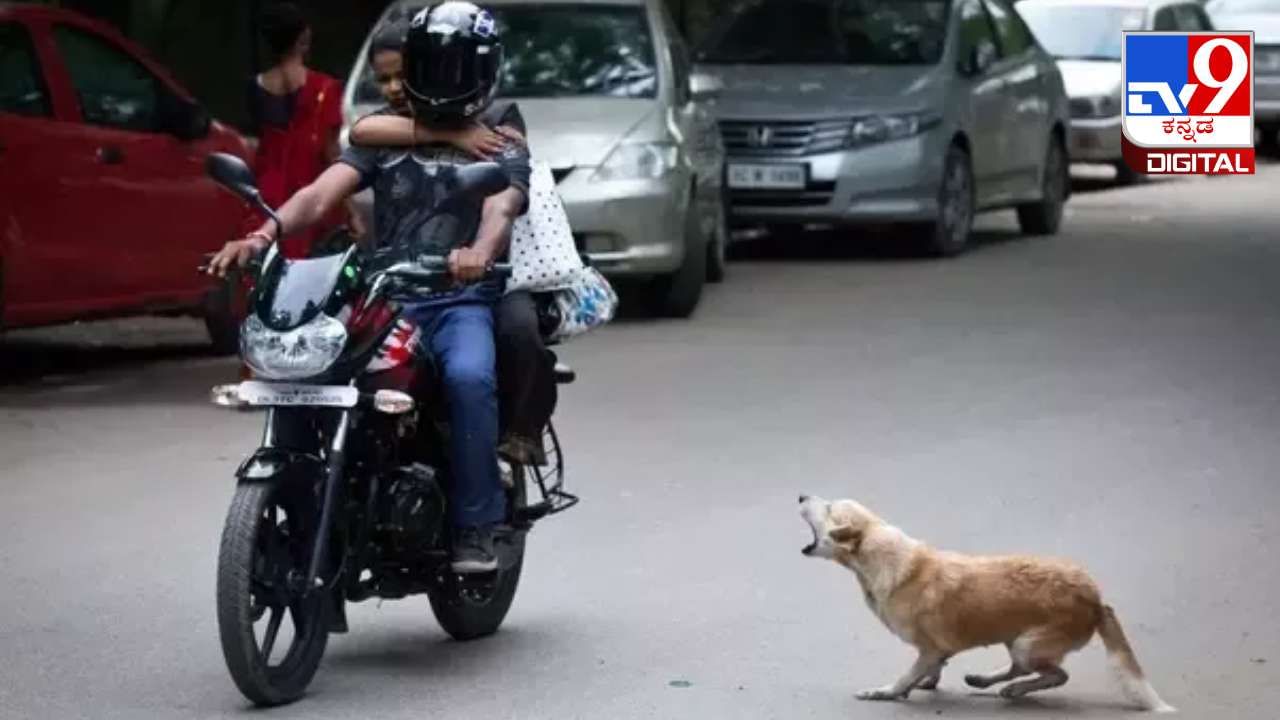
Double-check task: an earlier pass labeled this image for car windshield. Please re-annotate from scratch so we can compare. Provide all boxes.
[1016,2,1146,61]
[354,3,657,104]
[1208,0,1280,12]
[697,0,950,65]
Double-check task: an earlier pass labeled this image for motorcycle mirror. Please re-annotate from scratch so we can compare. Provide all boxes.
[206,152,261,203]
[453,162,510,202]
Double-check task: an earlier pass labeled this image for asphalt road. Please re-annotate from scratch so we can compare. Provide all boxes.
[2,167,1278,719]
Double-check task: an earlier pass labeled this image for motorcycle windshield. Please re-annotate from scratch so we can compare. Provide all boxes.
[253,252,350,331]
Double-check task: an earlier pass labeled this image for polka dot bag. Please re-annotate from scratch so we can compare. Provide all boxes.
[507,161,584,292]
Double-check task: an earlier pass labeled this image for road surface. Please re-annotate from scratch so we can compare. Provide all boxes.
[2,168,1278,719]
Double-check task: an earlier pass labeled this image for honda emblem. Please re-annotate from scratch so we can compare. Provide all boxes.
[746,125,774,148]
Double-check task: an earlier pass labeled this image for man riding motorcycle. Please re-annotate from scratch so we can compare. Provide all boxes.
[209,1,527,574]
[350,18,557,469]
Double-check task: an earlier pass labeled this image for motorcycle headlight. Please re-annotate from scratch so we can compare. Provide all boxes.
[240,313,348,380]
[848,112,939,148]
[592,142,679,182]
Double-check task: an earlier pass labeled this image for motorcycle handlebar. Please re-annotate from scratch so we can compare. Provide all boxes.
[384,256,513,283]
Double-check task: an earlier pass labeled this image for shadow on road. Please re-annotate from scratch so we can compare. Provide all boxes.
[0,335,219,387]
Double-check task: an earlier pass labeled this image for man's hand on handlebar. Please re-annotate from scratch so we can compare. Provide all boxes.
[448,247,493,284]
[207,232,270,278]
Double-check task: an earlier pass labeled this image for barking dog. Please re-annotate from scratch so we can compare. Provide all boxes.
[798,495,1175,712]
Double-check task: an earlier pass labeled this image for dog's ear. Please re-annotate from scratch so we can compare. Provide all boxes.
[828,526,863,553]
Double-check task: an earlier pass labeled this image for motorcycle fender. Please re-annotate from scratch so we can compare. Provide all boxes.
[235,447,327,485]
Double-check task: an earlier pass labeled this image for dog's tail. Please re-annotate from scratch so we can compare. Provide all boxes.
[1097,604,1176,713]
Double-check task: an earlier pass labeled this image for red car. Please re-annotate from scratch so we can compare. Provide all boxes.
[0,4,253,351]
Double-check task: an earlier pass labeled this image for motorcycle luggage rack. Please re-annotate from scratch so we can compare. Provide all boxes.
[516,421,578,522]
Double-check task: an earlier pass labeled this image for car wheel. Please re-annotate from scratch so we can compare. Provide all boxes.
[1113,161,1144,186]
[706,190,729,284]
[917,144,974,257]
[204,278,243,356]
[1258,124,1280,156]
[1016,135,1068,236]
[644,193,706,318]
[0,256,6,332]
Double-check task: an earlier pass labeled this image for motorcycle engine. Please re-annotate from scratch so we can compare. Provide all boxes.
[377,463,445,551]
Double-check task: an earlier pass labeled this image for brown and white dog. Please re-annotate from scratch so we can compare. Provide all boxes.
[798,495,1175,712]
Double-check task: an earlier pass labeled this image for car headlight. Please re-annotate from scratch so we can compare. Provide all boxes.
[592,142,679,182]
[1071,95,1120,119]
[240,313,348,380]
[848,112,939,147]
[1255,47,1280,74]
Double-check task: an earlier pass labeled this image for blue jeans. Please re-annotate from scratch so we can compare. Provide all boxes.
[405,300,505,529]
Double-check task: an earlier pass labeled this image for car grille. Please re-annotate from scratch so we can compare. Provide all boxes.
[719,119,852,157]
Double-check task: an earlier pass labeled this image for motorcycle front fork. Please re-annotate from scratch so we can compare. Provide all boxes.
[260,408,353,598]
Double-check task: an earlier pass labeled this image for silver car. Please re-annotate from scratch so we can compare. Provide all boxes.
[1018,0,1215,183]
[1206,0,1280,148]
[696,0,1072,255]
[343,0,728,318]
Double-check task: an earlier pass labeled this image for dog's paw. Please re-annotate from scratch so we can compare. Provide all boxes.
[856,687,904,702]
[964,674,993,689]
[998,684,1025,699]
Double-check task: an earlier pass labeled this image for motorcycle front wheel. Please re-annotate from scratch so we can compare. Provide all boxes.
[216,482,329,706]
[428,465,527,641]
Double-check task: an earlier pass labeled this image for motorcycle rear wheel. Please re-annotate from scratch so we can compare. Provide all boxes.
[428,466,527,641]
[216,483,329,706]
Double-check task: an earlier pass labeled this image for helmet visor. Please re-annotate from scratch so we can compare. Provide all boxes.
[404,32,500,106]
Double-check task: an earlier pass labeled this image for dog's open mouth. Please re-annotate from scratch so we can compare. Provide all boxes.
[801,523,819,555]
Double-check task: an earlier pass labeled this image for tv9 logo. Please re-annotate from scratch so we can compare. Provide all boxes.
[1121,32,1255,175]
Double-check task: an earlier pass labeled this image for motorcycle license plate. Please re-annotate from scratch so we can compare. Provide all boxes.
[237,381,359,408]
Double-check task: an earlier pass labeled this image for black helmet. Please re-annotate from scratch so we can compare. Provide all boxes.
[403,2,503,123]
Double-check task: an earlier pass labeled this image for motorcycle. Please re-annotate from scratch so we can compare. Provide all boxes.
[203,153,577,706]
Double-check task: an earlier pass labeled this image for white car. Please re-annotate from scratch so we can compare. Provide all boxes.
[342,0,728,318]
[1206,0,1280,149]
[1017,0,1215,182]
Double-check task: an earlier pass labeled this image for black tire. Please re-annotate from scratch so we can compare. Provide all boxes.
[1017,135,1068,236]
[916,144,974,257]
[428,467,527,641]
[1113,161,1144,186]
[706,190,729,284]
[217,483,329,707]
[644,196,706,317]
[1259,124,1280,156]
[204,280,241,356]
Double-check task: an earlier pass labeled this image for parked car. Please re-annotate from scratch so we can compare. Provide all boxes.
[343,0,727,318]
[1017,0,1214,183]
[0,4,254,350]
[1206,0,1280,149]
[694,0,1071,256]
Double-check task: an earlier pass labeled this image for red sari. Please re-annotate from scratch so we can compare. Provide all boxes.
[250,71,346,258]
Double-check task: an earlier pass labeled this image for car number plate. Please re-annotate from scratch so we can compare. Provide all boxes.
[728,163,807,190]
[238,381,359,408]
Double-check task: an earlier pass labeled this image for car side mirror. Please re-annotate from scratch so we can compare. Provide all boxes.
[689,72,724,101]
[161,93,211,141]
[959,43,997,77]
[206,152,261,204]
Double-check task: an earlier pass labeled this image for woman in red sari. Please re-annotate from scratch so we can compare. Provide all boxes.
[246,2,364,257]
